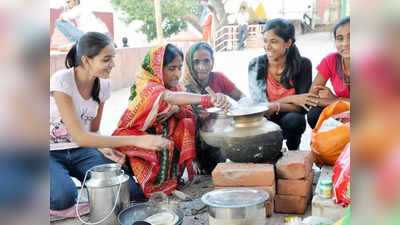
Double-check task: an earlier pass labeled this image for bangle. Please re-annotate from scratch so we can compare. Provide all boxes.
[275,102,280,115]
[201,95,213,108]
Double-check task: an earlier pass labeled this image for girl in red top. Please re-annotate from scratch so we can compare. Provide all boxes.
[182,42,245,173]
[306,17,350,128]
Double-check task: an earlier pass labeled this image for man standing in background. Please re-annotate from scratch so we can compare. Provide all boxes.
[236,5,249,50]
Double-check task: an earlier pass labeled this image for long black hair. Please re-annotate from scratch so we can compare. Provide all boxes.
[264,18,302,89]
[333,16,350,85]
[65,32,112,104]
[163,44,183,67]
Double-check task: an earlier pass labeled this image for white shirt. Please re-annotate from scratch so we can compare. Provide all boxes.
[62,5,109,33]
[50,68,111,151]
[237,11,249,26]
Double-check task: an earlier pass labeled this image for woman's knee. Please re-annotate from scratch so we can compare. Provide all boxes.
[50,182,77,210]
[281,112,306,134]
[307,106,324,129]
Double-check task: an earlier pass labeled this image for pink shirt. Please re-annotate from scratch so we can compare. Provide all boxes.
[316,52,350,98]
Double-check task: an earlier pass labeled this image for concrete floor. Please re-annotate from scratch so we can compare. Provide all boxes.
[51,31,336,225]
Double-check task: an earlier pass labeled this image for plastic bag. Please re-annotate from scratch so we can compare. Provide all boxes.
[311,100,350,165]
[332,143,350,206]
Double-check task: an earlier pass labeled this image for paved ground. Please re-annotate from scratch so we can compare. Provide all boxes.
[51,32,335,225]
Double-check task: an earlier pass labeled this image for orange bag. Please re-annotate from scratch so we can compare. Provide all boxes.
[310,100,350,165]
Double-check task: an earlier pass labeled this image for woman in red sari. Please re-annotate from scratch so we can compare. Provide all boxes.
[113,44,230,197]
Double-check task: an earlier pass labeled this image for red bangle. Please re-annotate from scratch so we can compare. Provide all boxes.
[201,95,213,108]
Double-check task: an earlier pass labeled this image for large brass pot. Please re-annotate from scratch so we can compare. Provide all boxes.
[199,108,233,148]
[220,104,283,163]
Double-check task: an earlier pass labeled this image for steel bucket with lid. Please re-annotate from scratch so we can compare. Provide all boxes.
[76,163,130,225]
[201,188,269,225]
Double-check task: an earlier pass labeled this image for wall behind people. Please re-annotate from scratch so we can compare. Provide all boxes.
[50,46,151,90]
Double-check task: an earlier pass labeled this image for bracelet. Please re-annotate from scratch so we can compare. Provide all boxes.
[201,95,213,108]
[275,102,280,115]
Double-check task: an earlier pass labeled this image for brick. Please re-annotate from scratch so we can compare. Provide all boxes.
[277,171,314,197]
[265,199,274,217]
[212,163,275,187]
[215,183,276,199]
[275,151,314,179]
[274,194,310,214]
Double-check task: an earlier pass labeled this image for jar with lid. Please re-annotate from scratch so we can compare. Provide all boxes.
[319,179,332,198]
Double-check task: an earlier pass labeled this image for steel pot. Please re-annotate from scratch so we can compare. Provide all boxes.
[221,104,283,163]
[199,107,233,148]
[118,202,184,225]
[201,188,269,225]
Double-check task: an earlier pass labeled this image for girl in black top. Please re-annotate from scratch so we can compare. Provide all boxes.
[248,18,318,150]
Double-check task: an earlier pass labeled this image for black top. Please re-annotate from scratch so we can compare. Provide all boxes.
[248,54,312,113]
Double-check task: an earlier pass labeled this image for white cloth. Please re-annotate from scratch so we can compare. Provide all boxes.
[61,5,109,33]
[50,69,111,151]
[237,12,249,26]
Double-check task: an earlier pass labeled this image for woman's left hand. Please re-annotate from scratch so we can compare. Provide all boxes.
[98,148,126,165]
[157,105,180,122]
[314,86,339,106]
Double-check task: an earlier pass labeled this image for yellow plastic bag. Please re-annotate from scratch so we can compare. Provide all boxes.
[311,100,350,165]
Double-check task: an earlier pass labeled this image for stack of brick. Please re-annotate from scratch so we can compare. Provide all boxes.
[211,163,276,217]
[275,151,314,214]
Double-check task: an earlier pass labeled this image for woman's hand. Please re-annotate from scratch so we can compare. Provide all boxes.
[264,102,278,117]
[98,148,126,165]
[131,135,172,151]
[157,105,180,122]
[211,93,231,111]
[286,93,320,111]
[314,86,337,99]
[313,86,339,107]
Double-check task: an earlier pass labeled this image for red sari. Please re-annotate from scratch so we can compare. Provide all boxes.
[112,45,196,198]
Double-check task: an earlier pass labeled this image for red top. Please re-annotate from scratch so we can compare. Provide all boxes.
[317,52,350,98]
[208,72,236,95]
[266,73,295,101]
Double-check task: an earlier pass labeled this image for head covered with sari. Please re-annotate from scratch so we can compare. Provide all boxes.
[182,41,215,94]
[113,44,196,197]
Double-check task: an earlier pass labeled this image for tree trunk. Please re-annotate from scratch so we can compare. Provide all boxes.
[154,0,163,42]
[210,0,227,29]
[183,14,202,33]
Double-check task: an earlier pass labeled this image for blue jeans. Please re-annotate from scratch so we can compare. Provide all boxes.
[50,148,145,210]
[237,24,248,50]
[55,19,84,43]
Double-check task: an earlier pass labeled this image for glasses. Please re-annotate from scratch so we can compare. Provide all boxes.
[193,58,211,66]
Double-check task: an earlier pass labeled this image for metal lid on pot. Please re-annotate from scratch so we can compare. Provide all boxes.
[226,104,269,117]
[85,163,129,188]
[201,188,269,208]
